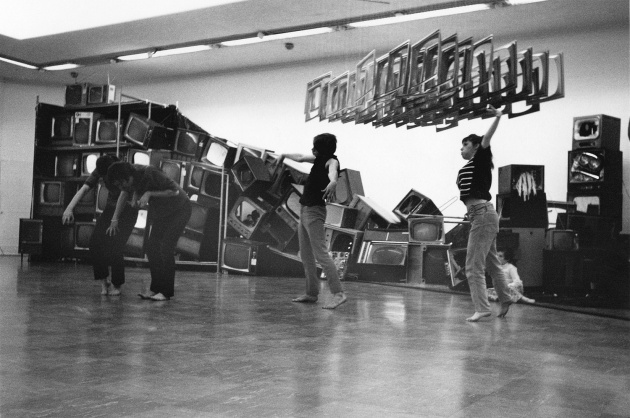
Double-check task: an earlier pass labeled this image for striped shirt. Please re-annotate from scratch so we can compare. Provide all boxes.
[457,145,493,202]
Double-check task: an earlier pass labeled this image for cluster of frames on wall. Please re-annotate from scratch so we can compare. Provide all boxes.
[304,30,565,131]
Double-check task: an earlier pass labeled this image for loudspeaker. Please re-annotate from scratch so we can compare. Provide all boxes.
[406,243,451,286]
[498,165,544,194]
[542,249,584,292]
[567,149,622,194]
[497,191,548,228]
[325,203,358,228]
[231,155,272,196]
[572,114,620,151]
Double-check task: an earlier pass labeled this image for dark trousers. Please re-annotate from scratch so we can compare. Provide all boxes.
[90,204,139,286]
[145,202,192,298]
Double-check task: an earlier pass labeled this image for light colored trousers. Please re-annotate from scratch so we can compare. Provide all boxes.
[298,205,343,297]
[465,202,512,313]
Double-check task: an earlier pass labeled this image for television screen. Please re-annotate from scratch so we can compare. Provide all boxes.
[186,202,209,234]
[282,184,303,220]
[408,216,445,243]
[221,238,259,274]
[231,156,272,194]
[95,184,109,214]
[124,113,151,147]
[394,189,443,219]
[227,196,271,239]
[65,83,86,106]
[160,159,185,185]
[81,152,100,176]
[545,229,577,251]
[73,112,99,146]
[201,136,236,168]
[128,149,171,167]
[407,244,452,285]
[39,181,64,206]
[200,167,223,199]
[134,209,148,229]
[174,129,206,158]
[186,163,206,193]
[95,119,120,144]
[56,154,78,177]
[87,84,115,105]
[125,209,148,258]
[568,150,604,184]
[74,222,95,250]
[51,115,74,143]
[360,242,407,265]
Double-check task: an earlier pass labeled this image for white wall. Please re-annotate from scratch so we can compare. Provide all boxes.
[1,25,628,254]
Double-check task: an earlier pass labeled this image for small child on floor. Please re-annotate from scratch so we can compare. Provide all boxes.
[488,249,535,304]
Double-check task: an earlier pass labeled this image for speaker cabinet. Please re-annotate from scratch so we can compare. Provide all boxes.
[543,249,584,292]
[498,165,544,194]
[572,114,620,151]
[406,243,452,286]
[231,155,272,196]
[497,191,548,228]
[19,219,43,256]
[567,149,622,194]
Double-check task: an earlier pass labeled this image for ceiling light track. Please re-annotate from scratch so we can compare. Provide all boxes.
[0,0,547,72]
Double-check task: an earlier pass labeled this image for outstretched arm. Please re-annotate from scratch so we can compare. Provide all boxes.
[481,105,503,148]
[277,153,316,164]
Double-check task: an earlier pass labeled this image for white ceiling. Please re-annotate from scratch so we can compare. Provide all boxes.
[0,0,627,87]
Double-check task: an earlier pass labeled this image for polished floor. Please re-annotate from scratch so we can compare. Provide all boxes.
[1,255,629,418]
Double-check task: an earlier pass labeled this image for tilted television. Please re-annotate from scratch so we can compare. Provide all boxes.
[123,113,174,150]
[234,143,273,163]
[173,129,208,160]
[175,202,210,258]
[160,159,187,187]
[407,215,445,244]
[227,196,272,239]
[185,162,224,208]
[200,136,237,169]
[50,114,75,146]
[231,155,272,195]
[127,149,171,167]
[334,169,364,206]
[393,189,443,220]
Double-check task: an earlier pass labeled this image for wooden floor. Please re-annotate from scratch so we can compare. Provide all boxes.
[1,255,629,418]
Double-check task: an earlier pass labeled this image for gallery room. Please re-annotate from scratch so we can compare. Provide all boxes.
[0,0,629,416]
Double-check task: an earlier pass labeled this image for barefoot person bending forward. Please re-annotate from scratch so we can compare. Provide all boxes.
[457,106,513,322]
[278,133,347,309]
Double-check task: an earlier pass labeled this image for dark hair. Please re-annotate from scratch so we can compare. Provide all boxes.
[497,247,516,264]
[106,161,135,184]
[313,133,337,157]
[95,154,119,177]
[462,134,483,146]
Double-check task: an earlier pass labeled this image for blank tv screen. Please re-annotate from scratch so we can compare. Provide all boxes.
[187,204,209,232]
[205,142,228,167]
[96,120,118,143]
[133,152,151,166]
[223,243,250,270]
[412,222,440,242]
[161,161,181,183]
[176,131,200,156]
[82,153,99,175]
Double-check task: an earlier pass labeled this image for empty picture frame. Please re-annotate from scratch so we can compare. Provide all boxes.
[304,72,332,121]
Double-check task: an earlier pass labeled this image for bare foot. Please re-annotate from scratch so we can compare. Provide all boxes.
[497,302,512,318]
[323,292,347,309]
[108,287,121,296]
[100,279,111,295]
[138,292,156,300]
[292,295,318,303]
[150,293,170,301]
[466,312,492,322]
[520,296,536,304]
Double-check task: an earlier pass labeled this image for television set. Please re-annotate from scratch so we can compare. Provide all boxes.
[173,129,208,160]
[356,241,407,282]
[406,243,452,286]
[160,159,186,187]
[87,84,116,105]
[80,152,101,176]
[95,184,109,215]
[94,119,121,145]
[220,237,265,275]
[175,202,210,258]
[231,155,272,195]
[19,218,43,257]
[186,202,210,235]
[123,113,174,150]
[572,114,620,151]
[65,83,87,107]
[545,229,577,251]
[324,224,364,275]
[266,162,309,203]
[393,189,443,221]
[227,196,272,239]
[186,163,225,208]
[55,154,79,177]
[37,181,65,216]
[407,215,445,244]
[350,195,401,230]
[325,203,358,228]
[200,136,237,169]
[125,209,148,258]
[74,222,95,251]
[567,149,622,194]
[334,169,364,206]
[73,112,100,146]
[234,143,273,163]
[50,114,75,146]
[498,165,545,195]
[278,183,303,221]
[264,205,299,252]
[127,148,171,167]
